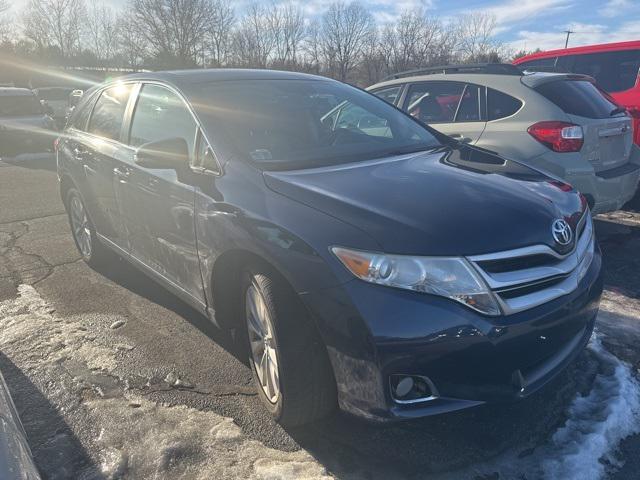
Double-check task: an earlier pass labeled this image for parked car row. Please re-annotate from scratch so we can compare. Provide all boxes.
[57,69,603,426]
[0,86,84,158]
[368,62,640,214]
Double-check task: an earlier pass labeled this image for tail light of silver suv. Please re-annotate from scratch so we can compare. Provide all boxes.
[528,121,584,152]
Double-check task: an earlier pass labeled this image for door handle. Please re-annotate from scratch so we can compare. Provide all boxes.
[450,134,472,143]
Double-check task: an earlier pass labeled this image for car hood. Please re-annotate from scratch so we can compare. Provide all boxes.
[263,146,586,256]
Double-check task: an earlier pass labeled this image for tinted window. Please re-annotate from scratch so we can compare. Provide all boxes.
[372,85,402,105]
[536,80,618,119]
[194,130,220,173]
[488,89,523,120]
[87,84,133,141]
[405,82,466,123]
[129,84,197,158]
[519,57,558,70]
[0,95,42,116]
[570,50,640,93]
[455,85,481,122]
[195,79,439,170]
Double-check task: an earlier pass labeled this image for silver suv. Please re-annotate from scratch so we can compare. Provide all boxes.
[368,64,640,214]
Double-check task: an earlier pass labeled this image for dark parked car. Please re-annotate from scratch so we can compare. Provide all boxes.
[0,87,56,157]
[33,87,74,129]
[57,70,603,425]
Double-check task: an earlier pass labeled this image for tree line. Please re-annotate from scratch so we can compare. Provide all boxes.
[0,0,516,86]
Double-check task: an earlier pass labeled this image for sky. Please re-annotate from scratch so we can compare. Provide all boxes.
[9,0,640,53]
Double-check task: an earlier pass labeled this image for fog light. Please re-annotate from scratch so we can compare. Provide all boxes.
[390,374,438,404]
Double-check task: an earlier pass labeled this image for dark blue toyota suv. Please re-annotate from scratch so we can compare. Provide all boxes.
[57,69,603,426]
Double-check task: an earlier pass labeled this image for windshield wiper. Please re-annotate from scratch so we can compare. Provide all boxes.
[610,106,627,116]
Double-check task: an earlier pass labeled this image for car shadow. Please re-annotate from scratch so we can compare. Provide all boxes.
[93,254,245,364]
[0,352,106,479]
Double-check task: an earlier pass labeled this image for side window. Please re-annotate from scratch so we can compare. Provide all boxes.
[454,85,481,122]
[487,89,523,121]
[70,94,96,131]
[129,84,198,158]
[404,82,466,123]
[332,103,392,138]
[571,50,640,93]
[519,57,558,70]
[87,84,133,141]
[371,85,403,105]
[195,131,221,174]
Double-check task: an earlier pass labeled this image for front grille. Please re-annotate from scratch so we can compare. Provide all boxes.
[467,211,595,315]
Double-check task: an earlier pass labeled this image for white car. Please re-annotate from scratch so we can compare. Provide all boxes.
[368,64,640,214]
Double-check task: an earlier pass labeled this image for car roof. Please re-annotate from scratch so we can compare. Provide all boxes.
[513,40,640,64]
[368,72,576,91]
[113,68,332,90]
[0,87,35,97]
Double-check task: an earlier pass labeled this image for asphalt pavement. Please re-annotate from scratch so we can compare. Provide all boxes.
[1,154,639,480]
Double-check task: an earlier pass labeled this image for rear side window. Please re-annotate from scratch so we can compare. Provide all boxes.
[404,82,467,123]
[371,86,402,105]
[570,50,640,93]
[70,93,97,131]
[87,84,133,141]
[487,89,522,120]
[536,80,618,119]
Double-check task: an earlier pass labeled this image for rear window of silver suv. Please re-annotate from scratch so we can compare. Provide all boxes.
[535,80,619,119]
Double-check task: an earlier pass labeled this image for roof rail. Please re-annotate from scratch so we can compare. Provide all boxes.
[383,63,523,81]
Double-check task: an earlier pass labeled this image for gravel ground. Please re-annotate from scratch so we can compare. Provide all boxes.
[1,154,639,480]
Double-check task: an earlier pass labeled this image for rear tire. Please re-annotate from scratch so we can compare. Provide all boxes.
[242,267,336,427]
[65,188,110,269]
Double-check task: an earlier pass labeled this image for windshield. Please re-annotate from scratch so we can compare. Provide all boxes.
[195,79,440,169]
[0,95,42,116]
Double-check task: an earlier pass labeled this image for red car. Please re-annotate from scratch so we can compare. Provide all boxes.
[514,41,640,145]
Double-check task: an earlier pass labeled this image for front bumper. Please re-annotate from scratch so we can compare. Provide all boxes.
[301,244,603,421]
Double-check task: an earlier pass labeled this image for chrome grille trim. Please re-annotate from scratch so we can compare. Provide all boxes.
[467,211,594,315]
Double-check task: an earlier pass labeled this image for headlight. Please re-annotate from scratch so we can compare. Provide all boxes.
[332,247,501,316]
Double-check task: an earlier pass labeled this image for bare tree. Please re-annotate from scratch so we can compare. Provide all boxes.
[86,1,119,65]
[129,0,215,66]
[22,0,87,60]
[231,3,276,68]
[455,13,500,62]
[319,1,375,82]
[0,0,11,41]
[268,2,305,67]
[206,0,234,66]
[117,14,148,68]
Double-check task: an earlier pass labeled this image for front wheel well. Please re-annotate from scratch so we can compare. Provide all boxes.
[59,174,75,207]
[210,250,291,331]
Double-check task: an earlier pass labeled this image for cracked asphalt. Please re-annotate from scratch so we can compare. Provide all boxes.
[1,154,640,480]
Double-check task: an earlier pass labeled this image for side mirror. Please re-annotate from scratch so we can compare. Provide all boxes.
[135,137,189,170]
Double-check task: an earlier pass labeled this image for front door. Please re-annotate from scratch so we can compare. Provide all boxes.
[122,83,205,304]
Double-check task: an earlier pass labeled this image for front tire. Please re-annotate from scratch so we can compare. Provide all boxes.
[242,268,336,427]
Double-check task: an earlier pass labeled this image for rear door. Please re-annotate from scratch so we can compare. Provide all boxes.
[535,79,633,172]
[79,84,135,250]
[123,83,204,304]
[402,81,486,143]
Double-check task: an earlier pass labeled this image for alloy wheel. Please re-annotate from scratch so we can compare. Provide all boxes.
[246,283,281,404]
[69,195,92,258]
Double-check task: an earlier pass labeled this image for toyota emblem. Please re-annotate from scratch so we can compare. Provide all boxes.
[552,219,573,246]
